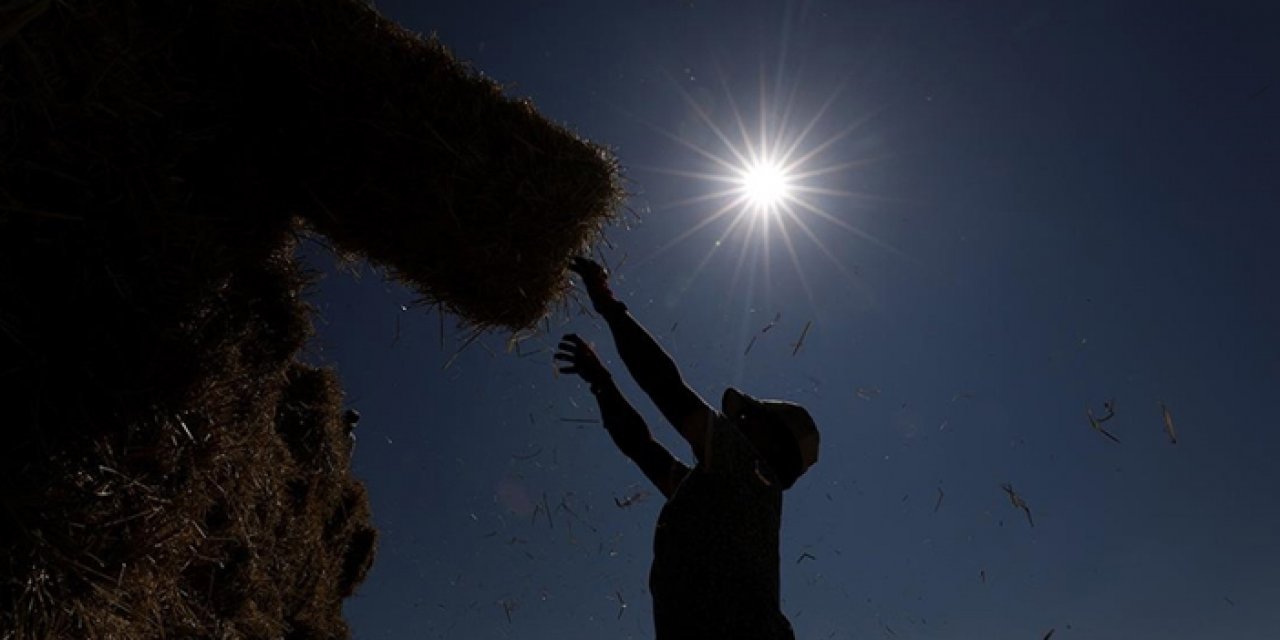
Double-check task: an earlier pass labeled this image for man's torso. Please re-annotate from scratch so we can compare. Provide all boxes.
[649,413,794,639]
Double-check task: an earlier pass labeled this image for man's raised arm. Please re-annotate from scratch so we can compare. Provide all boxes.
[569,258,716,461]
[555,334,689,498]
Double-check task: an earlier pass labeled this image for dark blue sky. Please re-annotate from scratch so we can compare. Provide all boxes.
[307,1,1278,637]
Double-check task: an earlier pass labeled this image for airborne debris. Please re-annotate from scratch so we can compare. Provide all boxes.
[796,552,816,564]
[1159,401,1178,444]
[1042,628,1055,640]
[515,345,546,359]
[614,489,649,509]
[443,329,485,370]
[610,590,628,619]
[744,312,782,355]
[933,487,945,513]
[761,311,782,333]
[1000,482,1035,528]
[555,493,597,533]
[1086,399,1120,443]
[505,328,538,353]
[791,320,812,356]
[530,492,556,529]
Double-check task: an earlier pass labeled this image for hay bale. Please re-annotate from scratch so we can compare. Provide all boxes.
[0,0,621,637]
[2,0,621,330]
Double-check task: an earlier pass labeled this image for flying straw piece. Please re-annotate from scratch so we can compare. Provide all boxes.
[556,495,597,533]
[791,320,812,356]
[1086,399,1120,443]
[1000,482,1035,528]
[796,552,816,564]
[613,590,627,619]
[934,487,945,513]
[614,489,649,509]
[1042,628,1056,640]
[516,346,546,358]
[761,311,782,333]
[1160,401,1178,444]
[505,328,537,354]
[442,329,484,370]
[744,312,782,355]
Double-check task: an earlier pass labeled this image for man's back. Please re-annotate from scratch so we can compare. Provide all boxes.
[649,413,795,640]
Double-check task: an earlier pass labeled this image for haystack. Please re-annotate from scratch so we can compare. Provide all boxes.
[0,0,622,637]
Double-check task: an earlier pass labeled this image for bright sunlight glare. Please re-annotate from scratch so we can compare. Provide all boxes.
[740,161,790,211]
[629,65,904,308]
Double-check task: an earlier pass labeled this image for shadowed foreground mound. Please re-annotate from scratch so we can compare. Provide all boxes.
[0,0,621,637]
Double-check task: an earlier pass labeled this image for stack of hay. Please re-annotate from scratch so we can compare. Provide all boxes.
[0,0,622,637]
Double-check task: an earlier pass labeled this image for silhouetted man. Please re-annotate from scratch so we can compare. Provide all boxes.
[555,257,819,640]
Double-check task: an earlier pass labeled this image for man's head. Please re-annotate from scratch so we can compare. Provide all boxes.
[721,387,820,490]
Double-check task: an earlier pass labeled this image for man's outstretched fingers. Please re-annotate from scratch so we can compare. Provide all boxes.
[569,256,603,276]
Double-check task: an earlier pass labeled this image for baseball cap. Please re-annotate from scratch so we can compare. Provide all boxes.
[722,387,820,475]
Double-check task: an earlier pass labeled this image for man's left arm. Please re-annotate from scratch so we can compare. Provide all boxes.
[556,334,689,498]
[592,380,690,499]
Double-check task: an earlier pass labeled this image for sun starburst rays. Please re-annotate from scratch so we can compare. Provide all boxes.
[627,66,904,308]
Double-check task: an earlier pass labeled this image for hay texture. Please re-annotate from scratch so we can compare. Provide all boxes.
[0,0,621,638]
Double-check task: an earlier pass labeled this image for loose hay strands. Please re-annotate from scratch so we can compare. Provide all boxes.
[238,0,626,330]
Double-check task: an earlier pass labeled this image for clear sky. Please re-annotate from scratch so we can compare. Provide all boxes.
[306,1,1279,638]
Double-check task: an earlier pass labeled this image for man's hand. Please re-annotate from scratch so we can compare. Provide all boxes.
[554,333,611,388]
[569,256,624,315]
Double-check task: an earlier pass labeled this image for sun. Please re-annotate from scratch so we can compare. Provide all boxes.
[739,161,791,212]
[626,65,901,307]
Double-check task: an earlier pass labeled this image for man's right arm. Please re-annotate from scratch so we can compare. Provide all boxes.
[571,257,717,461]
[600,306,716,461]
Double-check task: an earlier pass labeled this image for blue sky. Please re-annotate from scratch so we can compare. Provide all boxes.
[306,1,1278,637]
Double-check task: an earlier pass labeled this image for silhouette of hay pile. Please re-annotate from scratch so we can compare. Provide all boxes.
[0,0,621,638]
